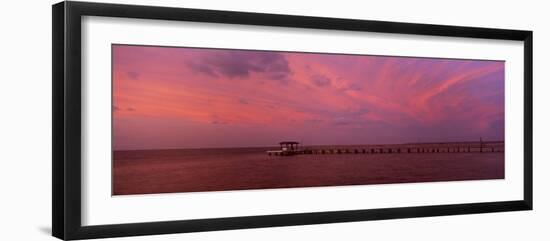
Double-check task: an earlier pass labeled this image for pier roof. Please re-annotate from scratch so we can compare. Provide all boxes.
[279,141,299,145]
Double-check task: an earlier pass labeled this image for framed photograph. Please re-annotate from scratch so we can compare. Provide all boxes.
[52,1,533,240]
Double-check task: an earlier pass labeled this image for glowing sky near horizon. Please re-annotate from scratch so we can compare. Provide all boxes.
[113,45,504,150]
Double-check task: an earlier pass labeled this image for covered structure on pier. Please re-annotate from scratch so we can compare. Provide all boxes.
[279,141,300,151]
[267,141,303,156]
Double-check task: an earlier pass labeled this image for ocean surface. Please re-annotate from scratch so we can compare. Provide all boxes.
[113,142,504,195]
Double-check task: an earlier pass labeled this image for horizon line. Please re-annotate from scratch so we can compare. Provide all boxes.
[113,140,505,152]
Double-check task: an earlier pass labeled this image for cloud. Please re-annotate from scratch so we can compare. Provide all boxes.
[238,98,250,105]
[332,117,356,126]
[188,50,291,83]
[305,118,323,124]
[346,82,363,91]
[187,62,218,78]
[113,106,136,112]
[310,74,331,87]
[209,114,229,125]
[210,120,228,125]
[329,107,371,126]
[126,71,140,80]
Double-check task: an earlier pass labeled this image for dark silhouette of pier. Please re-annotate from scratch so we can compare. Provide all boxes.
[267,140,504,156]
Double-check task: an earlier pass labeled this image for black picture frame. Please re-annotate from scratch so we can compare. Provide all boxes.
[52,1,533,240]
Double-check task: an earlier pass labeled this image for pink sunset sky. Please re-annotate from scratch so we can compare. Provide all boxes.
[112,45,505,150]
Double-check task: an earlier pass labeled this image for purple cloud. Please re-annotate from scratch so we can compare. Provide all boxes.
[310,74,331,87]
[188,50,291,82]
[126,71,140,80]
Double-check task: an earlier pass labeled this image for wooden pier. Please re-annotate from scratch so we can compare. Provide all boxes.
[267,141,504,156]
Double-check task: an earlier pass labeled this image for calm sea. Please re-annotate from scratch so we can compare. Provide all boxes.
[113,143,504,195]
